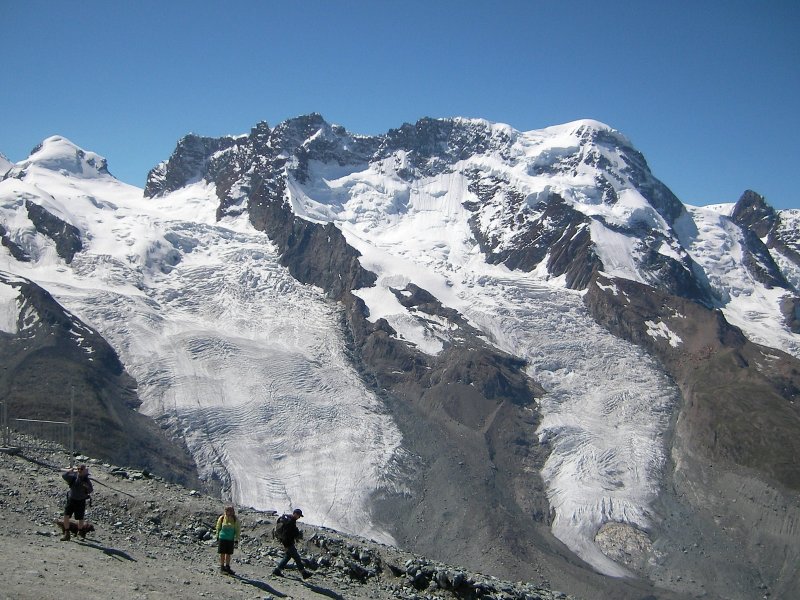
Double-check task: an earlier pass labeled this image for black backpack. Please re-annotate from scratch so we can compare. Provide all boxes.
[273,514,293,544]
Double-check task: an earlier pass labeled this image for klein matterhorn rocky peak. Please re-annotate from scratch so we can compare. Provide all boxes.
[1,114,799,600]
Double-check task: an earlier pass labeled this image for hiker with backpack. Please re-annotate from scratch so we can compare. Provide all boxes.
[272,508,311,579]
[215,505,241,575]
[60,464,93,541]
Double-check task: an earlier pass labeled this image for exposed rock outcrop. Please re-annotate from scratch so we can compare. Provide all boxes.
[144,134,238,197]
[24,200,82,263]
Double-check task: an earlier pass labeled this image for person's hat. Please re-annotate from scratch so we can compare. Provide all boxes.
[293,508,304,517]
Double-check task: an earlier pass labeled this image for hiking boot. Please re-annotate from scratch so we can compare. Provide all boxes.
[220,566,228,574]
[271,569,283,577]
[60,532,70,541]
[226,566,235,576]
[301,570,312,579]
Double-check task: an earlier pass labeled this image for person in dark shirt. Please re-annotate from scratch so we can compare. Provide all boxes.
[272,508,311,578]
[61,464,93,541]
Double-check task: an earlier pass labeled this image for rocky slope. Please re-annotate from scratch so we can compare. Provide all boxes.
[1,436,581,600]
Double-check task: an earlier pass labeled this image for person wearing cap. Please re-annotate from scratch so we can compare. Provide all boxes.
[272,508,311,579]
[60,464,93,541]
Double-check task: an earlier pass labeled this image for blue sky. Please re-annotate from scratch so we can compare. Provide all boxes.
[3,1,798,208]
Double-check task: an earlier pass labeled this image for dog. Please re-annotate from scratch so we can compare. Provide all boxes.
[55,519,96,539]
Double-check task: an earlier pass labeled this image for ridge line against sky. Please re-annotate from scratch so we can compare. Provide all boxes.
[2,0,798,209]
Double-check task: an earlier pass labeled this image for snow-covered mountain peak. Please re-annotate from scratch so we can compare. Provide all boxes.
[9,135,113,180]
[539,117,630,144]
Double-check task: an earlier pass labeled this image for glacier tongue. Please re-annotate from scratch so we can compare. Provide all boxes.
[461,275,677,576]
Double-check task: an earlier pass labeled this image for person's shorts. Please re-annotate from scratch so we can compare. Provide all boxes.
[64,498,86,520]
[218,539,235,554]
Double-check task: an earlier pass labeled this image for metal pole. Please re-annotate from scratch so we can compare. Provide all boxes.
[69,386,75,467]
[1,364,8,447]
[1,400,7,447]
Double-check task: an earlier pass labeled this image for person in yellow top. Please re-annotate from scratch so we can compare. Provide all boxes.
[215,505,241,574]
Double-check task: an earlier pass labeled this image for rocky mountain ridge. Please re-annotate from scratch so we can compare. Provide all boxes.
[0,272,199,486]
[145,115,800,315]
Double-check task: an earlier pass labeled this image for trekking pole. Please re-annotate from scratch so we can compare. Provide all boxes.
[89,476,136,498]
[16,454,136,498]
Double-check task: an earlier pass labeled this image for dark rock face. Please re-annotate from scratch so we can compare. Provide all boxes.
[635,236,718,306]
[144,134,238,197]
[731,189,778,238]
[733,189,800,276]
[731,189,800,331]
[464,179,601,288]
[379,118,510,179]
[24,200,82,263]
[781,295,800,333]
[0,273,199,487]
[0,222,30,262]
[739,227,792,289]
[730,190,792,290]
[390,283,470,329]
[248,181,377,299]
[272,113,379,183]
